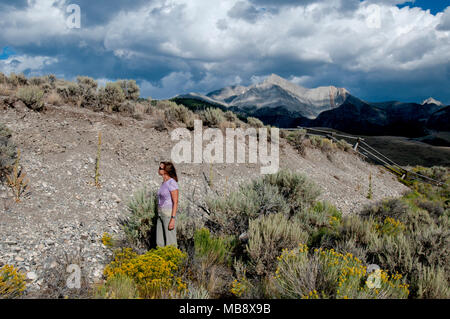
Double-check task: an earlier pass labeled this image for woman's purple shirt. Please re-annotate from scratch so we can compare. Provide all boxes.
[157,178,179,208]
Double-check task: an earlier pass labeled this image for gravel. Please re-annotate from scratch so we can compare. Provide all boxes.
[0,103,409,295]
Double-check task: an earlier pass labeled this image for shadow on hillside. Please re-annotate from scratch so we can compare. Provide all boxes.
[291,127,450,167]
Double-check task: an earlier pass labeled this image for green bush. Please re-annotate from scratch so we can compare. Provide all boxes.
[206,178,289,236]
[414,264,450,299]
[274,244,409,299]
[285,130,307,154]
[0,123,17,180]
[260,169,321,216]
[16,85,44,111]
[194,228,235,268]
[193,168,449,299]
[367,223,449,298]
[246,213,308,276]
[155,99,178,109]
[180,282,210,299]
[0,264,26,298]
[336,215,378,248]
[246,117,264,128]
[99,82,125,112]
[336,139,353,152]
[224,111,238,123]
[56,82,82,104]
[77,76,98,90]
[103,246,187,298]
[8,73,28,87]
[122,187,158,248]
[361,198,410,222]
[164,103,195,128]
[75,76,99,109]
[411,166,449,184]
[28,77,42,86]
[309,135,334,153]
[176,212,204,251]
[206,189,259,236]
[285,133,346,155]
[296,201,343,248]
[95,273,140,299]
[201,108,225,127]
[244,179,290,216]
[206,170,320,238]
[117,79,140,101]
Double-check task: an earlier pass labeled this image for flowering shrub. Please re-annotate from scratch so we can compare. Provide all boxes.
[103,246,187,298]
[101,232,114,248]
[301,290,320,299]
[0,265,26,298]
[375,217,406,236]
[230,277,251,298]
[274,244,409,299]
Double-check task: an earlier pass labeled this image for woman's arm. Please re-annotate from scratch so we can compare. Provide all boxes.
[168,189,178,231]
[170,189,179,218]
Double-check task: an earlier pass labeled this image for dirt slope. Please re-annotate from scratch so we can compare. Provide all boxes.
[0,103,409,293]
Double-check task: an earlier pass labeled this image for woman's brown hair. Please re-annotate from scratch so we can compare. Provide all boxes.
[160,161,178,182]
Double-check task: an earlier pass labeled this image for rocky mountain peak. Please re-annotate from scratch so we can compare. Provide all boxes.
[422,97,444,106]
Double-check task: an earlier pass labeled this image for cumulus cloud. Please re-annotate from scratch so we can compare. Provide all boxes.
[102,0,448,72]
[228,1,263,22]
[0,54,58,75]
[0,0,448,103]
[0,0,70,45]
[437,7,450,30]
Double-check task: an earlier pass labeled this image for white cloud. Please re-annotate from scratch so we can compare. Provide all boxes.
[0,54,58,75]
[100,0,449,75]
[0,0,448,101]
[0,0,70,45]
[437,7,450,30]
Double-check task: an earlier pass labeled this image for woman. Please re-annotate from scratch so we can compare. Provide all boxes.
[156,161,179,248]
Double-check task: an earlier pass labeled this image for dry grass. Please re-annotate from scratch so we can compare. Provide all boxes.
[0,84,13,96]
[45,91,63,106]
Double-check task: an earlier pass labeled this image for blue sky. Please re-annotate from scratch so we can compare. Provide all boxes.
[397,0,449,15]
[0,0,449,104]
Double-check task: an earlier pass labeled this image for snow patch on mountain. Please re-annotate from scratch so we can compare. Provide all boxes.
[422,97,444,106]
[174,74,350,119]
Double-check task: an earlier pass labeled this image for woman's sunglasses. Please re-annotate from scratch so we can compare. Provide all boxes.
[159,167,164,171]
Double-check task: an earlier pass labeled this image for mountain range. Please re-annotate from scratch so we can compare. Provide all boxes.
[172,74,449,138]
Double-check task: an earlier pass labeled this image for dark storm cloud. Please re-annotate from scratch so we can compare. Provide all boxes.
[0,0,448,104]
[0,0,28,9]
[228,1,261,22]
[71,0,151,26]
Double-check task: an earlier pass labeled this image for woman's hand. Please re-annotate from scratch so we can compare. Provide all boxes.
[168,217,175,231]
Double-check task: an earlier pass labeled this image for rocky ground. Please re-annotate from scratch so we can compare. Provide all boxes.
[0,101,409,297]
